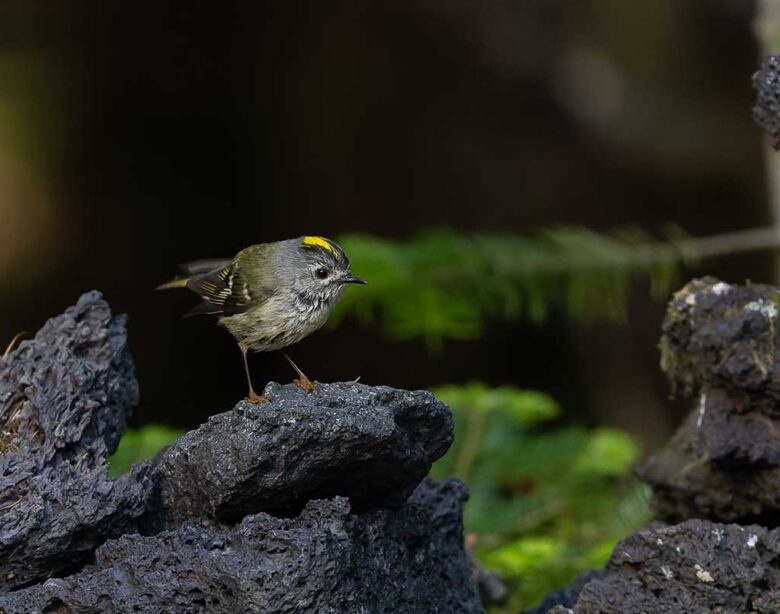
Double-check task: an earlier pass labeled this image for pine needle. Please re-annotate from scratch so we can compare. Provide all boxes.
[3,331,28,359]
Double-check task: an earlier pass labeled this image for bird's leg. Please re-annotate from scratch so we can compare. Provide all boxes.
[240,345,270,404]
[281,352,318,392]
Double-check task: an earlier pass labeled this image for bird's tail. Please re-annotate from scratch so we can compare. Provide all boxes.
[157,258,231,292]
[156,277,189,291]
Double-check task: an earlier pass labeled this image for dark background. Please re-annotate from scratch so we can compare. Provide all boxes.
[0,0,770,447]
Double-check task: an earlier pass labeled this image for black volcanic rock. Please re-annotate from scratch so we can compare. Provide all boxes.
[0,480,484,614]
[754,55,780,149]
[658,277,780,400]
[636,386,780,524]
[524,572,604,614]
[550,520,780,614]
[637,278,780,524]
[0,292,151,592]
[0,293,477,612]
[153,381,454,522]
[534,278,780,613]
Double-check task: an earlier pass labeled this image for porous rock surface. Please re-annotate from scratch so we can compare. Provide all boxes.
[754,55,780,149]
[528,572,603,614]
[532,278,780,613]
[545,520,780,614]
[657,276,780,401]
[0,291,150,591]
[0,292,481,613]
[639,277,780,524]
[1,480,480,614]
[154,381,453,522]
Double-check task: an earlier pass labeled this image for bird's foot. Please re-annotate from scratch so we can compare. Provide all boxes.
[247,391,272,404]
[294,376,319,393]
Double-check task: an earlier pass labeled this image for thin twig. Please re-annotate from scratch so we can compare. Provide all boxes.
[673,226,780,260]
[3,332,28,359]
[0,497,22,512]
[6,399,25,427]
[429,226,780,281]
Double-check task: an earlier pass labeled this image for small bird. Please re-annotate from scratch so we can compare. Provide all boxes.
[157,236,366,403]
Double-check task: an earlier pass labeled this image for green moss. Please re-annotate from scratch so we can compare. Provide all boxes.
[770,289,780,310]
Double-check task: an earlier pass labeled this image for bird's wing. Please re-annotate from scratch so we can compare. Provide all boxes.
[178,259,232,275]
[186,262,273,317]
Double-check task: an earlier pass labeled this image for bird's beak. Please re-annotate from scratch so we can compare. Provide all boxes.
[343,274,367,285]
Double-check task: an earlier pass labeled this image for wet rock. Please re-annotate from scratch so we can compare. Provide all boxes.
[638,278,780,524]
[524,571,604,614]
[0,292,150,592]
[153,381,454,522]
[562,520,780,614]
[637,387,780,524]
[534,278,780,612]
[659,277,780,400]
[0,293,474,611]
[754,55,780,149]
[0,480,484,614]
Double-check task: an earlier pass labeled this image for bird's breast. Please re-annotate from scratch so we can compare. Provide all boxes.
[219,293,336,352]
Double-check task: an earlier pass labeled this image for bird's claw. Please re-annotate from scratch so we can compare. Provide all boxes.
[247,392,272,404]
[294,377,319,393]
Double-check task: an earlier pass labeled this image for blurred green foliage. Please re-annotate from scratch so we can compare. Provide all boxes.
[108,424,185,478]
[334,227,688,346]
[431,383,651,612]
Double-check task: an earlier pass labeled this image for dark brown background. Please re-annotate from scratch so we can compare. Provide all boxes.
[0,0,770,447]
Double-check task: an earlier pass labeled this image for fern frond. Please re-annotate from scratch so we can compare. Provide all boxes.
[333,226,692,343]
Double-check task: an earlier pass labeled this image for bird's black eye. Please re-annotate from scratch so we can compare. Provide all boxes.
[315,267,329,279]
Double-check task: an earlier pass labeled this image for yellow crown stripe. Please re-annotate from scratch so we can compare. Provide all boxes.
[302,236,337,254]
